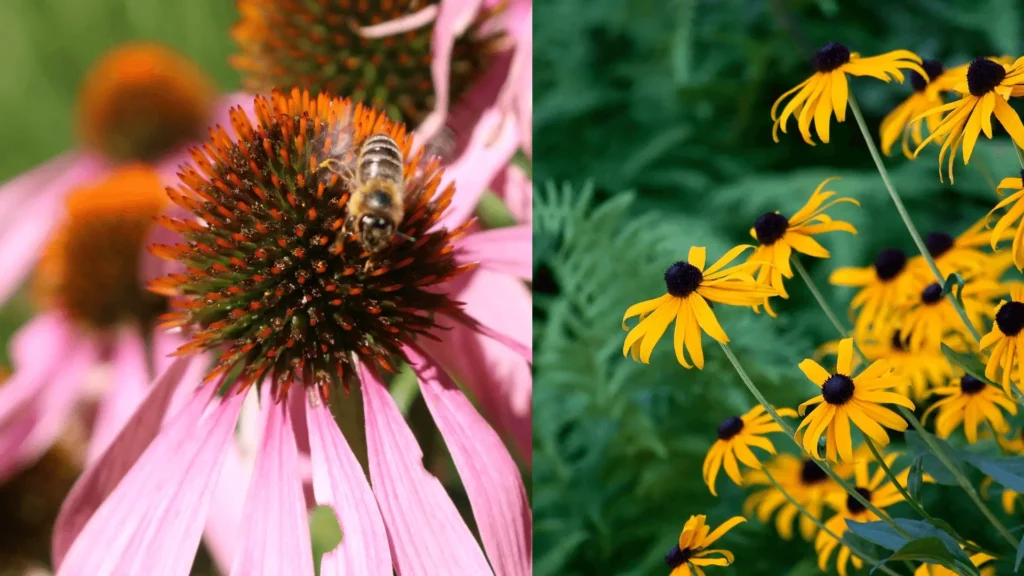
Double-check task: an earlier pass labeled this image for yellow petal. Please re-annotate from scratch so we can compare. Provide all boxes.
[993,96,1024,148]
[691,294,729,343]
[622,293,673,329]
[704,245,755,277]
[836,338,853,375]
[701,516,747,548]
[799,359,831,386]
[689,246,707,271]
[832,70,849,122]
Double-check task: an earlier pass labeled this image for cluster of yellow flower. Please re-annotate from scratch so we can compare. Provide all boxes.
[624,43,1024,576]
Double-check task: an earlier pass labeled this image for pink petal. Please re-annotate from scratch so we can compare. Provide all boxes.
[408,347,531,576]
[438,108,520,229]
[493,165,531,223]
[306,399,391,575]
[57,387,244,576]
[52,355,203,567]
[86,327,151,463]
[230,391,314,576]
[0,153,110,305]
[203,440,250,575]
[357,4,438,37]
[360,362,492,575]
[455,225,532,280]
[0,334,98,481]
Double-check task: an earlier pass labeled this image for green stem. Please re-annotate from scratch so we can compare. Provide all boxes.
[760,468,902,576]
[847,92,981,343]
[792,254,1015,550]
[718,342,911,540]
[792,256,848,337]
[864,437,932,522]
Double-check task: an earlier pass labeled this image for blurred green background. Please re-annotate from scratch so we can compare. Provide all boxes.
[533,0,1024,574]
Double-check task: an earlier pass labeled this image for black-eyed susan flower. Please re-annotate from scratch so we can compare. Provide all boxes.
[854,330,955,401]
[923,374,1017,444]
[772,42,925,145]
[899,276,1007,352]
[747,177,857,315]
[622,246,777,369]
[797,338,914,462]
[703,405,797,496]
[913,216,1013,278]
[880,59,962,158]
[913,546,996,576]
[815,453,910,576]
[980,285,1024,395]
[830,248,925,338]
[665,515,745,576]
[743,454,849,541]
[989,170,1024,270]
[914,57,1024,182]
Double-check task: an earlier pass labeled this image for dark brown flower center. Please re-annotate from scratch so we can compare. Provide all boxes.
[967,58,1006,97]
[846,487,872,514]
[665,545,693,568]
[717,416,744,440]
[800,459,829,485]
[925,232,954,259]
[822,374,855,405]
[921,282,943,305]
[754,212,789,245]
[874,249,907,281]
[665,261,703,297]
[996,302,1024,336]
[911,59,944,92]
[813,42,851,73]
[959,374,986,395]
[891,331,907,351]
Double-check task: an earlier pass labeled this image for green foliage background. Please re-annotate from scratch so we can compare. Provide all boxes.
[533,0,1024,574]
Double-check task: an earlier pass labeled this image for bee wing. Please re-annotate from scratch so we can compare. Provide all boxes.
[318,120,359,181]
[411,126,457,184]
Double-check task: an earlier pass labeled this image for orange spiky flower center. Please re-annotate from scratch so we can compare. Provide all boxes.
[33,166,168,329]
[78,42,215,162]
[149,88,475,402]
[230,0,499,127]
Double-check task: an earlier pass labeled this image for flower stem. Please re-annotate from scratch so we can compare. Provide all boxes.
[792,255,848,337]
[760,468,902,576]
[718,342,909,539]
[847,92,981,343]
[863,437,933,522]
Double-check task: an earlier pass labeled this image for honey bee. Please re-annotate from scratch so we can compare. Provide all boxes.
[318,124,454,261]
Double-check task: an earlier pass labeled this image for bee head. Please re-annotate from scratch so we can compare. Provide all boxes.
[358,214,395,252]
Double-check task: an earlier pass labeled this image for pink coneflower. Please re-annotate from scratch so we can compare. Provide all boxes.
[53,89,532,575]
[0,42,251,306]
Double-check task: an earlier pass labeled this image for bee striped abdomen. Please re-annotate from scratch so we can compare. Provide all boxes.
[359,134,403,183]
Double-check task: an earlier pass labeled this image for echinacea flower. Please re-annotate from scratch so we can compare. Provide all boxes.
[830,247,925,338]
[815,452,910,576]
[880,59,961,157]
[664,515,745,576]
[747,177,857,316]
[913,548,996,576]
[851,330,955,401]
[702,405,796,496]
[742,454,848,541]
[899,277,1007,352]
[772,42,925,145]
[988,170,1024,270]
[797,338,914,462]
[980,285,1024,396]
[922,374,1017,444]
[52,89,532,576]
[914,57,1024,182]
[622,246,777,368]
[0,42,248,307]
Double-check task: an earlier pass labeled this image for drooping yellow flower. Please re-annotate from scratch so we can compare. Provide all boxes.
[982,476,1020,515]
[665,515,745,576]
[853,330,956,401]
[830,248,926,338]
[772,42,925,145]
[988,171,1024,270]
[796,338,915,462]
[979,285,1024,395]
[815,453,910,576]
[912,216,1013,279]
[899,276,1007,353]
[923,374,1017,443]
[747,177,857,316]
[914,57,1024,182]
[880,59,962,157]
[743,454,848,541]
[622,246,777,369]
[703,405,796,496]
[913,546,996,576]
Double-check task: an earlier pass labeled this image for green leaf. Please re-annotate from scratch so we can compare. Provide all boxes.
[907,456,924,500]
[870,537,955,574]
[940,344,995,387]
[846,518,972,567]
[941,273,967,312]
[960,452,1024,494]
[310,505,343,572]
[1016,530,1024,572]
[904,431,962,486]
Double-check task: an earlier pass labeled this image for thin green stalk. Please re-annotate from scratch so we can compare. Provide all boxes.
[847,92,982,344]
[792,256,1016,550]
[718,342,910,540]
[792,256,847,337]
[864,437,933,522]
[760,468,902,576]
